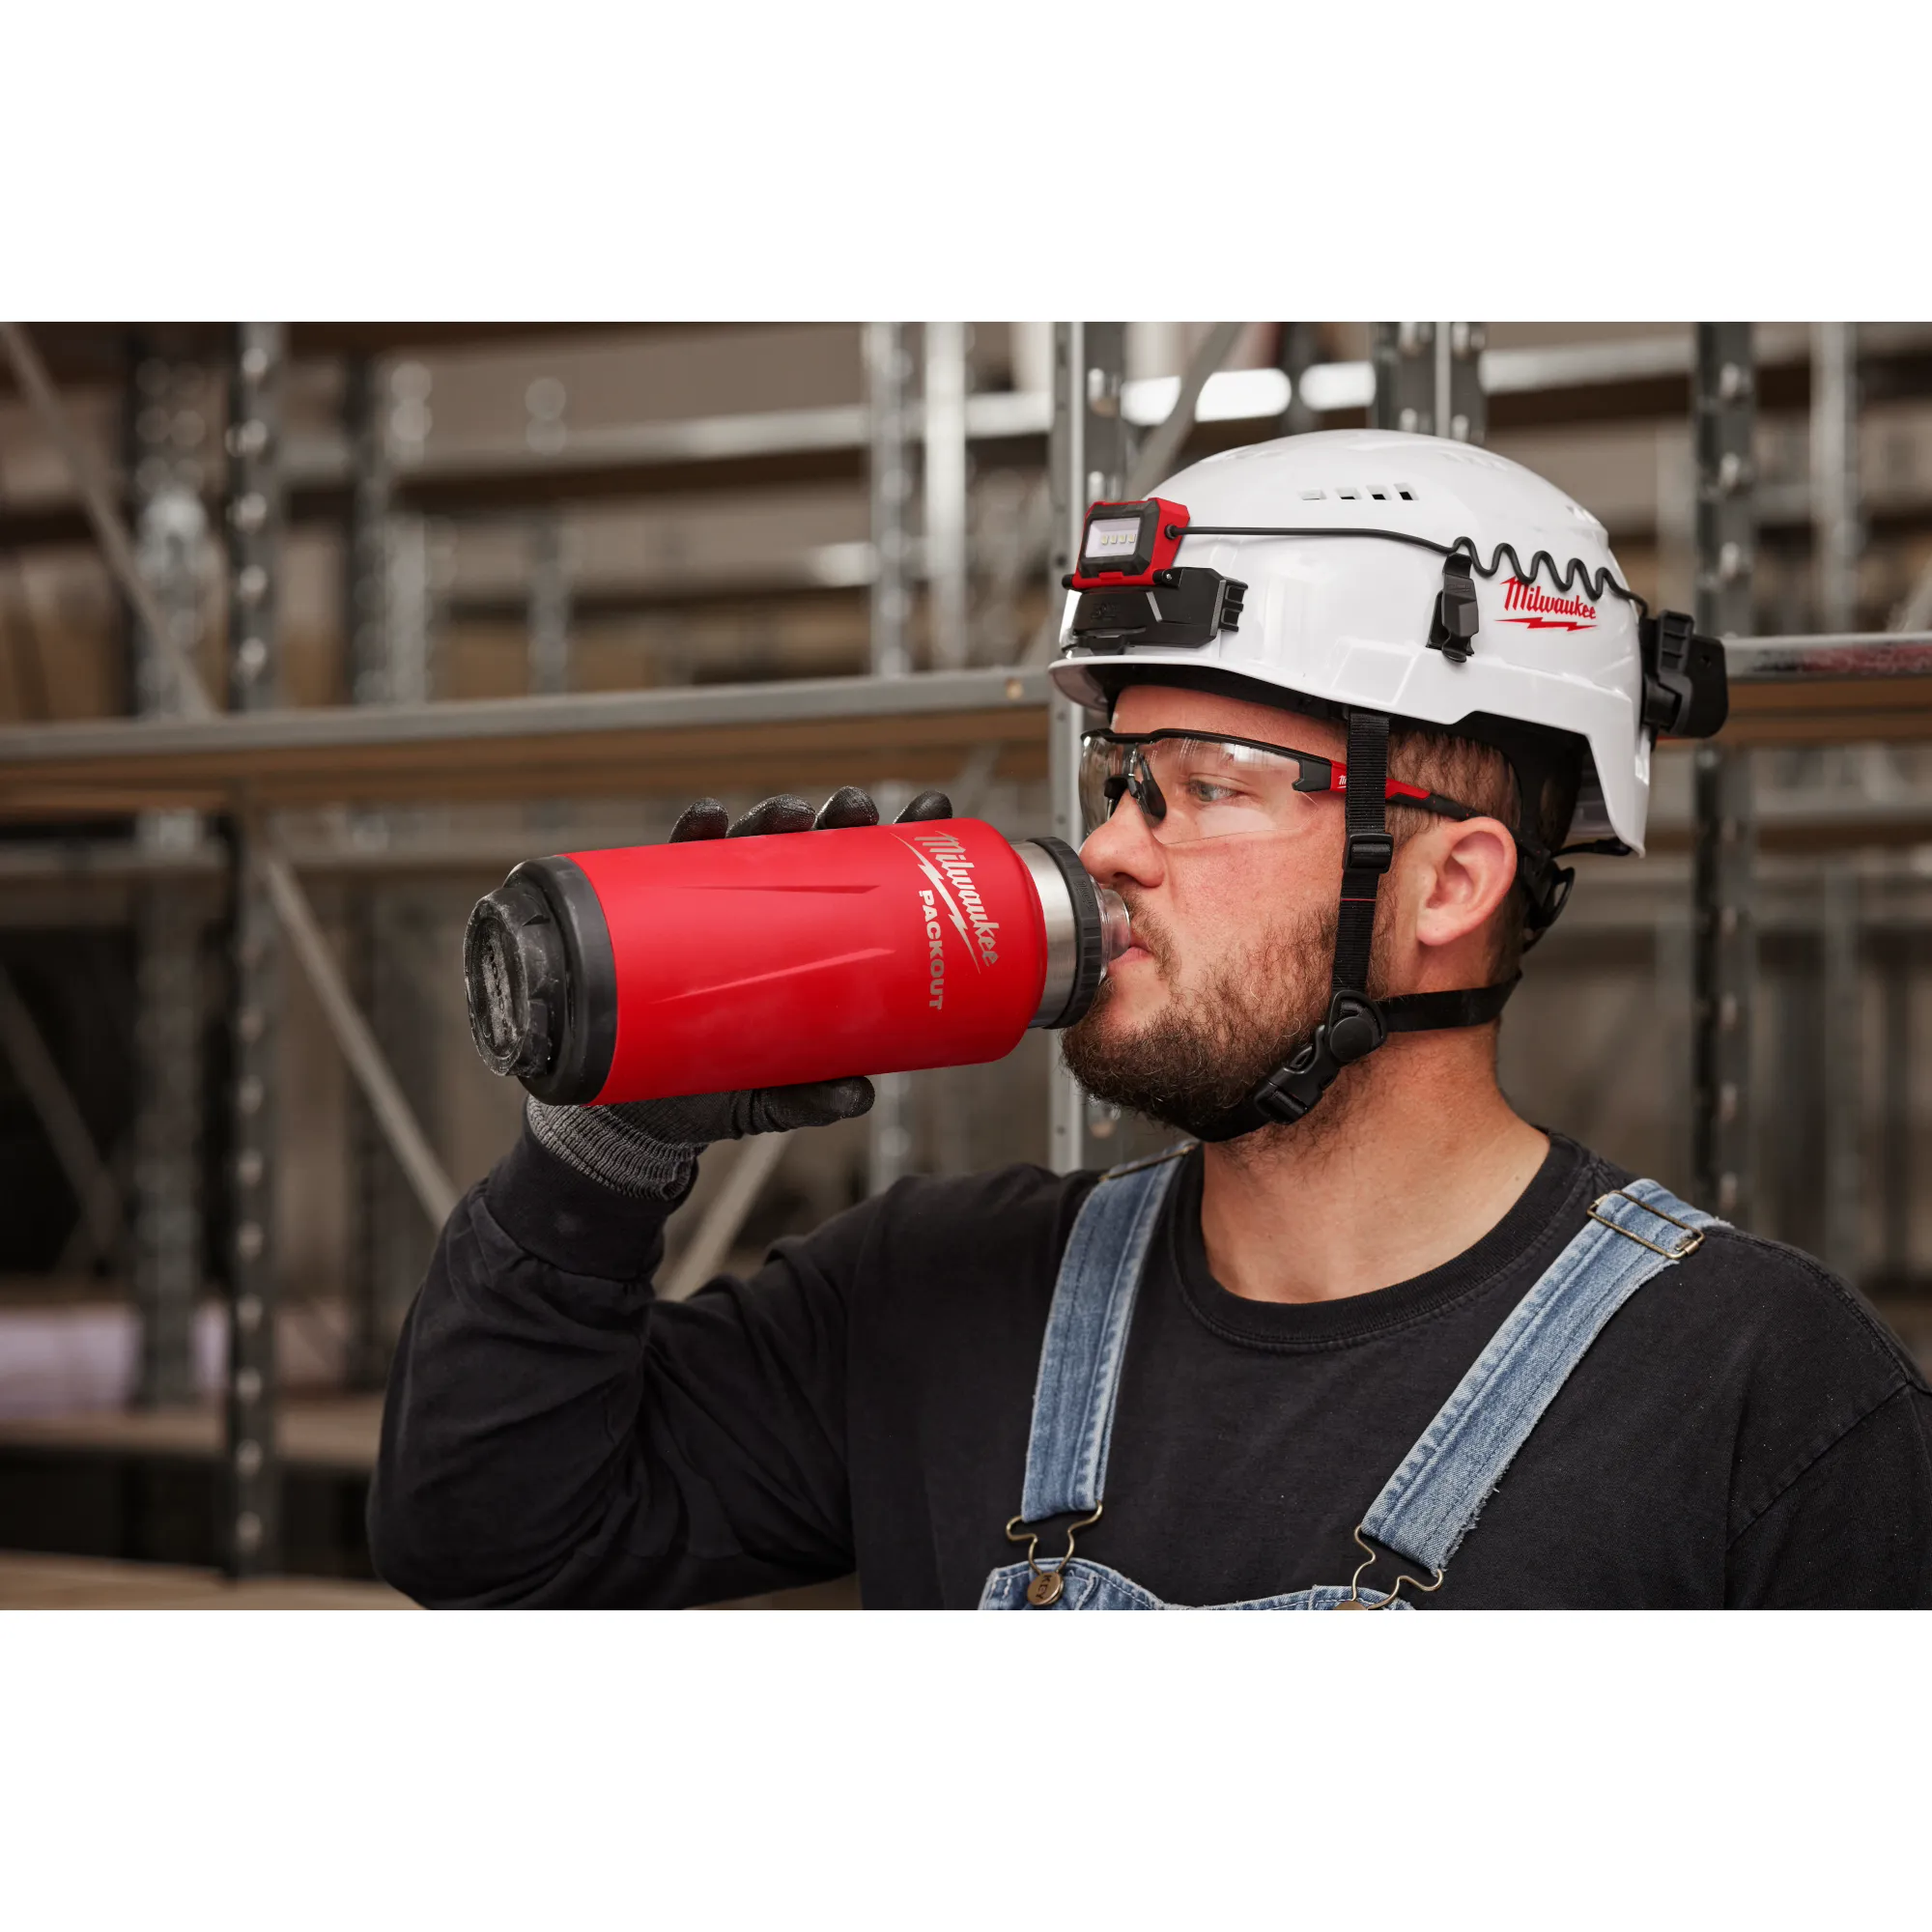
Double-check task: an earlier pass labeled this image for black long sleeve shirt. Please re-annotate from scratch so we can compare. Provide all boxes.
[368,1126,1932,1608]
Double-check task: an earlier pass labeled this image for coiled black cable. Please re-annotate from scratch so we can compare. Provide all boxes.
[1168,525,1650,619]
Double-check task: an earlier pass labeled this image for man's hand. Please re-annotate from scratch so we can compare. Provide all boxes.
[668,783,953,844]
[524,785,953,1197]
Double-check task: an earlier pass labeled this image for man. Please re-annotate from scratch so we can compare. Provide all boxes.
[369,431,1932,1607]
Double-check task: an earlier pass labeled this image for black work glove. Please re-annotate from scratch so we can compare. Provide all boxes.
[525,785,953,1199]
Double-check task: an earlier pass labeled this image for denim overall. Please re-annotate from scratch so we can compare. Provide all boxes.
[980,1148,1717,1610]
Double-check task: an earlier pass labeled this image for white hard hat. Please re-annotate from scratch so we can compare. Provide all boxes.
[1049,428,1725,856]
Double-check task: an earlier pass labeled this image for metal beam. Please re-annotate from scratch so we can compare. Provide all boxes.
[1691,324,1758,1225]
[923,323,970,672]
[1046,323,1126,1176]
[341,354,390,1387]
[1819,859,1861,1282]
[0,324,213,718]
[1880,935,1913,1287]
[527,516,572,697]
[0,666,1053,813]
[867,773,917,1192]
[1275,323,1323,438]
[1125,321,1245,497]
[344,355,392,704]
[1727,632,1932,675]
[865,323,913,680]
[865,330,916,1191]
[258,848,458,1226]
[126,337,213,1409]
[223,322,286,1577]
[1812,322,1861,633]
[1370,323,1485,441]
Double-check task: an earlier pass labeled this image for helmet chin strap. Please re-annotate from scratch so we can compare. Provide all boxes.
[1192,708,1520,1144]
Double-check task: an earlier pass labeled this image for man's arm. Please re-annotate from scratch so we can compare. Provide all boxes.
[1725,1384,1932,1608]
[371,781,957,1606]
[367,1120,873,1608]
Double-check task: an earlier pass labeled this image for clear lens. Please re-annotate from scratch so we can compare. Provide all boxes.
[1079,733,1324,842]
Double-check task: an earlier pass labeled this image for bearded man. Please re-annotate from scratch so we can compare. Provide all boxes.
[369,433,1932,1609]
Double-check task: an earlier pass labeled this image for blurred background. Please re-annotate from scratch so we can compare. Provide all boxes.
[1,318,1928,1605]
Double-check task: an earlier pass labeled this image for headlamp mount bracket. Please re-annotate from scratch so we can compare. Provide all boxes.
[1638,610,1729,740]
[1065,568,1246,655]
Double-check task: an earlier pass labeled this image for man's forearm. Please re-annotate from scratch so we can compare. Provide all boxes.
[368,1115,866,1607]
[366,1124,687,1605]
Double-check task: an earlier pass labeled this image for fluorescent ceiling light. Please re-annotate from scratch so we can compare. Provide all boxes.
[1294,361,1375,412]
[1122,366,1292,428]
[1197,366,1292,421]
[809,541,876,587]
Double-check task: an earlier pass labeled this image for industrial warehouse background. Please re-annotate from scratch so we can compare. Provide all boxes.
[3,317,1930,1605]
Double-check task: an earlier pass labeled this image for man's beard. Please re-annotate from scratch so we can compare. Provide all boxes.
[1061,895,1361,1143]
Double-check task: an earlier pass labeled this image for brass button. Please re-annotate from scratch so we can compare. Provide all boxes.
[1025,1571,1065,1607]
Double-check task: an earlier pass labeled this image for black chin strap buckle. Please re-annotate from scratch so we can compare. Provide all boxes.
[1247,991,1388,1125]
[1518,842,1577,943]
[1428,554,1479,665]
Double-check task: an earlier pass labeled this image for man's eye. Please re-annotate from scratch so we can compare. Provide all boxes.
[1182,778,1241,806]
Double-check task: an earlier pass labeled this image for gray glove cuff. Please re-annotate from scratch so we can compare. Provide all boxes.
[525,1094,700,1202]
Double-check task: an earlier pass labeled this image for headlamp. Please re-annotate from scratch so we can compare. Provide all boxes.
[1066,497,1189,590]
[1062,496,1247,656]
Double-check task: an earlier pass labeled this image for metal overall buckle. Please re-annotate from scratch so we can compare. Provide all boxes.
[1004,1506,1104,1607]
[1333,1526,1445,1610]
[1586,1188,1705,1261]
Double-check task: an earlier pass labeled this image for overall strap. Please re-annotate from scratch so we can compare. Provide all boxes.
[1017,1149,1188,1523]
[1363,1178,1719,1577]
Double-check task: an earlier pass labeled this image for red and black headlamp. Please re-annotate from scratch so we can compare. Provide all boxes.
[1062,496,1247,658]
[1066,497,1190,590]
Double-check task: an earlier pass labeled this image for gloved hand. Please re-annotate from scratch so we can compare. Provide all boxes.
[525,784,953,1199]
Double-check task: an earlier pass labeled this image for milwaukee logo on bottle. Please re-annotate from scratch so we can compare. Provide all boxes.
[899,833,1001,1009]
[1500,577,1598,631]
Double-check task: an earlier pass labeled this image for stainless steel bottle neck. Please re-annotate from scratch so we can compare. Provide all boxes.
[1017,838,1131,1029]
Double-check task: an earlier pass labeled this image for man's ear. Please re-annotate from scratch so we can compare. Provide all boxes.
[1412,817,1518,952]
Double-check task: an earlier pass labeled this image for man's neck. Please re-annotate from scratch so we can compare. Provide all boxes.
[1197,1036,1548,1305]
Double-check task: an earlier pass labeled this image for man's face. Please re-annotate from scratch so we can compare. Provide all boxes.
[1062,683,1364,1140]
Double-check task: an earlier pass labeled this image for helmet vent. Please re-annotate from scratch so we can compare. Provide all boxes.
[1294,485,1420,503]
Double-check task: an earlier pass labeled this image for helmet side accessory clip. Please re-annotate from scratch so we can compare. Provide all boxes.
[1428,553,1480,664]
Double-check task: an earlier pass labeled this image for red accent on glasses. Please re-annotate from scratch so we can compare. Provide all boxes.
[1330,768,1459,810]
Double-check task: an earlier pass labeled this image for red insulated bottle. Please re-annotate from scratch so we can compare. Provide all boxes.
[462,819,1130,1105]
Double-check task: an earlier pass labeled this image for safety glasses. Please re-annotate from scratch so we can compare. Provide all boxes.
[1078,729,1479,844]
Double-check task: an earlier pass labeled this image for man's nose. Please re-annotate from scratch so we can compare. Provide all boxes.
[1080,791,1165,891]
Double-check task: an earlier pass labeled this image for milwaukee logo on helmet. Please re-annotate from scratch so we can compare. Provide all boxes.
[1500,577,1598,631]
